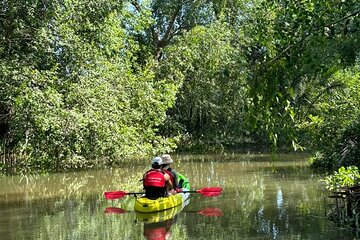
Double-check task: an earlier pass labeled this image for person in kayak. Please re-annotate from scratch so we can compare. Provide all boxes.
[143,157,174,199]
[161,154,180,192]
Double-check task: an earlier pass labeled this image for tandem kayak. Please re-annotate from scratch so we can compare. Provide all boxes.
[134,173,190,213]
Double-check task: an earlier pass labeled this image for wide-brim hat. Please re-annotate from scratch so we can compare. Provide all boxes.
[161,154,173,164]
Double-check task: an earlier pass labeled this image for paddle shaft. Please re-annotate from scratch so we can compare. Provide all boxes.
[182,190,200,193]
[104,187,222,200]
[104,191,143,200]
[182,190,222,197]
[182,187,223,194]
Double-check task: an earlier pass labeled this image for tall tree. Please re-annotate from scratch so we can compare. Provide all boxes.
[130,0,215,60]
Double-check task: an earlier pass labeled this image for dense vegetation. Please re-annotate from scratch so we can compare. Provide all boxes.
[1,0,359,173]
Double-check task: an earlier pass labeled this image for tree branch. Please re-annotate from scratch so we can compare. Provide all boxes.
[154,4,183,60]
[265,9,360,66]
[131,0,141,12]
[303,82,344,117]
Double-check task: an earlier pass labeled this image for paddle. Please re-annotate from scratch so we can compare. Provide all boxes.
[104,191,143,200]
[104,187,222,200]
[181,187,223,197]
[182,187,222,197]
[104,206,223,217]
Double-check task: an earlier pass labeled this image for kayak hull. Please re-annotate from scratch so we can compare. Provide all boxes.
[134,191,189,213]
[134,173,190,213]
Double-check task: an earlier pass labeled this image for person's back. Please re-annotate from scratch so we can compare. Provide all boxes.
[143,157,173,199]
[161,154,180,190]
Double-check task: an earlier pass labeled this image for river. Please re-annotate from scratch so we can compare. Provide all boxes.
[0,153,357,239]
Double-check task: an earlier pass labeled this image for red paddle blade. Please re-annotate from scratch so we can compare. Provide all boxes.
[198,187,223,192]
[104,207,127,214]
[198,191,222,197]
[196,187,223,197]
[197,208,224,217]
[104,191,128,200]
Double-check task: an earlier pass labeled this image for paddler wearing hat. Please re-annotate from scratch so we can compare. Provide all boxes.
[143,157,174,199]
[161,154,180,192]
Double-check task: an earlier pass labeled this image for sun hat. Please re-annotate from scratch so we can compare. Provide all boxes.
[161,154,173,164]
[151,157,163,165]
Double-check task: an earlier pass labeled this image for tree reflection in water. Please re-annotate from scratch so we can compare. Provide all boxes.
[1,154,359,239]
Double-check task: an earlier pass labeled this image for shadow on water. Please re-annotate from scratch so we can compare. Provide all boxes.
[1,153,360,239]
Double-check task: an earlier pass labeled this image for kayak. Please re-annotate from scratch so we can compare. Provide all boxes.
[134,173,190,213]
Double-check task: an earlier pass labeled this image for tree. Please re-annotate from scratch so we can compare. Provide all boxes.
[0,0,179,172]
[240,0,360,149]
[158,21,252,151]
[304,66,360,170]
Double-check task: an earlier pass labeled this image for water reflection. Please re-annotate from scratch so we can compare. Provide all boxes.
[104,196,224,240]
[143,219,174,240]
[276,186,283,210]
[138,207,182,240]
[1,154,359,239]
[196,207,224,217]
[139,207,224,240]
[137,199,224,240]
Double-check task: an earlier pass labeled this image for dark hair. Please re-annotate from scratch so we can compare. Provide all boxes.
[152,163,161,169]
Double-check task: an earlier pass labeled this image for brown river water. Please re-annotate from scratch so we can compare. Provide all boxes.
[0,153,358,239]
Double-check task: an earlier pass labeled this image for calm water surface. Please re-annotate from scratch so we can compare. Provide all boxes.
[0,154,357,239]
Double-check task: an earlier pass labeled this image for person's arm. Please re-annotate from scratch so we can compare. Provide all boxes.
[164,173,173,190]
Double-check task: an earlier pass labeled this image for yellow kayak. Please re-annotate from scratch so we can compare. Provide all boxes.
[134,173,190,213]
[134,191,189,213]
[136,198,190,223]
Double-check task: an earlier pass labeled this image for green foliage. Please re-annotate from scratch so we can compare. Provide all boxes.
[303,65,360,170]
[1,0,359,172]
[0,0,179,172]
[158,21,251,151]
[239,0,360,150]
[324,166,360,190]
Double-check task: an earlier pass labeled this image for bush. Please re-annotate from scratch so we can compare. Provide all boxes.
[324,166,360,191]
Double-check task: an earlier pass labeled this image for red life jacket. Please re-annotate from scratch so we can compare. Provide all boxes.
[144,169,166,188]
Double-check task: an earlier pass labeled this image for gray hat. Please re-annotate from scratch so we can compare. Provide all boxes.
[151,157,162,165]
[161,154,173,164]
